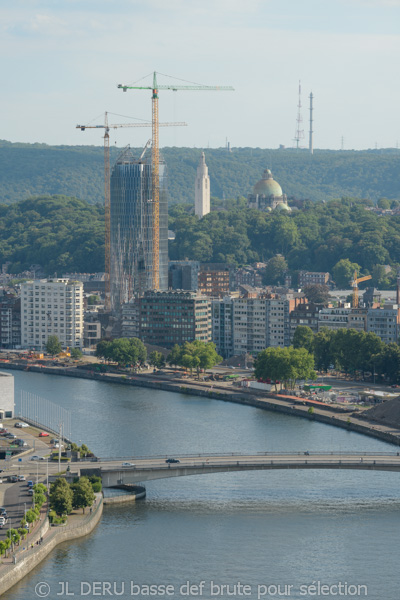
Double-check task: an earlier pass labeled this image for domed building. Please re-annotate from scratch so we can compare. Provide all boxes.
[247,168,290,212]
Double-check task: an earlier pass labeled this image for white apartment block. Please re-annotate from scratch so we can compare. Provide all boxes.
[318,307,351,331]
[233,298,269,356]
[21,279,83,350]
[367,305,400,344]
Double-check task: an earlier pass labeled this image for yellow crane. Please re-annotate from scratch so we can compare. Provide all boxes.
[76,112,186,309]
[351,271,372,308]
[118,72,234,289]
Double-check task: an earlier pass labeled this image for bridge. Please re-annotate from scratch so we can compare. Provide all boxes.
[77,452,400,487]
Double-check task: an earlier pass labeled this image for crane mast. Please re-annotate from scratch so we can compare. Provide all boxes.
[152,73,160,289]
[118,71,234,290]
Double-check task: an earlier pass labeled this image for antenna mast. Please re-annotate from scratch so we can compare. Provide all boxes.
[293,80,304,149]
[309,92,314,155]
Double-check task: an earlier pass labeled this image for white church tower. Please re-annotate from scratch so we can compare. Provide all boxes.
[195,152,210,218]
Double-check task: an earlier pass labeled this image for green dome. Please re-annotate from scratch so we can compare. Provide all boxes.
[275,202,291,212]
[253,168,283,197]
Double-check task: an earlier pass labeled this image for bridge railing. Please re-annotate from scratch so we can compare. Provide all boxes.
[81,450,400,462]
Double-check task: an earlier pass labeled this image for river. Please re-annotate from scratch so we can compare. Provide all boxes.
[2,371,400,600]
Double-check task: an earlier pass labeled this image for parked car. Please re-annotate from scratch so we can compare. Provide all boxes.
[17,475,26,481]
[9,476,18,483]
[39,432,49,437]
[5,433,17,439]
[14,439,27,447]
[27,480,34,488]
[165,458,180,464]
[14,422,29,428]
[27,489,34,495]
[0,507,7,516]
[121,462,135,467]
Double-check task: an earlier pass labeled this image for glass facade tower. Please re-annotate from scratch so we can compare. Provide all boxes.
[110,148,168,312]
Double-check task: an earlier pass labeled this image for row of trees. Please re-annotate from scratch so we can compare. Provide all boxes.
[167,341,222,378]
[254,346,316,390]
[95,338,147,367]
[50,476,97,520]
[293,326,400,382]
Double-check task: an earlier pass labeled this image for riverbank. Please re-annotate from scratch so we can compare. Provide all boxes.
[4,362,400,447]
[0,494,103,596]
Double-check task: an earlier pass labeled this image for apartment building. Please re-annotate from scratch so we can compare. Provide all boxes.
[138,290,211,349]
[367,304,400,344]
[21,279,83,350]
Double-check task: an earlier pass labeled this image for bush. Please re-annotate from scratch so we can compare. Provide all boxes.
[92,482,102,493]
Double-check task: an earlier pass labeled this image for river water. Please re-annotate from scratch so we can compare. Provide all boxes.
[3,371,400,600]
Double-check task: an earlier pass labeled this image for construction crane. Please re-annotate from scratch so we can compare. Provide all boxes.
[118,71,234,290]
[351,271,372,308]
[76,112,186,310]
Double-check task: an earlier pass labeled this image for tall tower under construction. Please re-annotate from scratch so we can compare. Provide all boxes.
[110,147,168,312]
[195,152,210,218]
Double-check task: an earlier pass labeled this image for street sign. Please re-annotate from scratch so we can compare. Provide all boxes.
[18,458,22,462]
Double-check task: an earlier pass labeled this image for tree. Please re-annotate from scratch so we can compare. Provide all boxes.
[168,341,222,379]
[313,328,335,372]
[70,348,83,360]
[332,259,361,289]
[25,509,37,526]
[46,335,62,356]
[377,198,390,209]
[148,351,165,369]
[263,255,288,285]
[87,294,101,305]
[72,477,95,514]
[293,326,314,354]
[167,344,182,367]
[50,478,73,517]
[303,284,330,305]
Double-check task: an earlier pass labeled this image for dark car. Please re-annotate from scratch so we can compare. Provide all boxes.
[165,458,180,464]
[9,476,18,483]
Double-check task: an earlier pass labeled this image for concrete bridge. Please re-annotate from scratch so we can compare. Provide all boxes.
[78,452,400,487]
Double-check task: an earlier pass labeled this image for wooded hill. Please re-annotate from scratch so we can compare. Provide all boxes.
[1,140,400,205]
[1,195,400,284]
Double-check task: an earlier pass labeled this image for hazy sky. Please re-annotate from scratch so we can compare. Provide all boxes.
[2,0,400,150]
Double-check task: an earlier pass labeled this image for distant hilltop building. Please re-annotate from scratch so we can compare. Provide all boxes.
[195,152,210,218]
[247,168,291,212]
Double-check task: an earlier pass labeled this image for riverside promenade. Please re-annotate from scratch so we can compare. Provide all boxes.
[0,493,103,596]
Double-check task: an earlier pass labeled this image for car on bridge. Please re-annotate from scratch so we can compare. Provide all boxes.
[165,458,180,464]
[121,462,135,467]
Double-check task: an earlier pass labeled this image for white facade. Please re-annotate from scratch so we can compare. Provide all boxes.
[21,279,83,350]
[0,372,14,417]
[195,152,210,218]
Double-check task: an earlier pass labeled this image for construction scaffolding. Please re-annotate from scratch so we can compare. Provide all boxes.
[109,147,168,312]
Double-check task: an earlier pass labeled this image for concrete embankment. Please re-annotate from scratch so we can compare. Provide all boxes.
[0,495,103,596]
[103,485,146,504]
[4,362,400,447]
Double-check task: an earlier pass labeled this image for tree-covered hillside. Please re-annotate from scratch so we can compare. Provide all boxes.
[0,195,104,274]
[1,195,400,283]
[0,140,400,205]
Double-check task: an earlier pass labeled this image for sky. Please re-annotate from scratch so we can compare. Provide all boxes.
[1,0,400,150]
